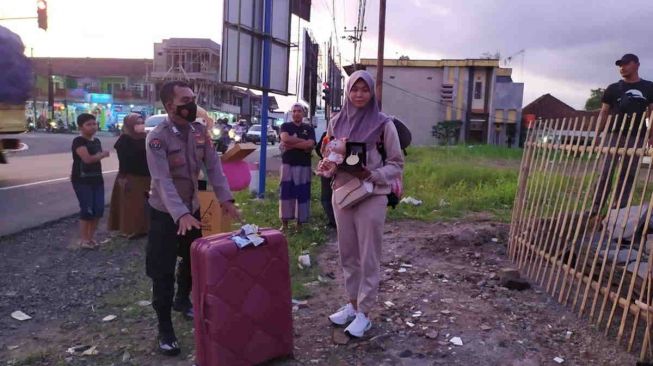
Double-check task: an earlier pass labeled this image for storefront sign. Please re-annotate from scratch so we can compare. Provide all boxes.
[86,93,113,104]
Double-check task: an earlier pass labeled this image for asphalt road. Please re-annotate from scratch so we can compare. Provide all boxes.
[0,133,281,238]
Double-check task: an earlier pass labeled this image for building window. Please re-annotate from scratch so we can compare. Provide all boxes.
[474,81,483,100]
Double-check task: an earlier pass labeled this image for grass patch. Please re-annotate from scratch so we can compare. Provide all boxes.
[390,145,522,222]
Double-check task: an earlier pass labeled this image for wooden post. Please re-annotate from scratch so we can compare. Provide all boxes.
[375,0,386,109]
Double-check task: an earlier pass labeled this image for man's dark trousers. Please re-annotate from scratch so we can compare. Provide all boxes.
[146,207,201,333]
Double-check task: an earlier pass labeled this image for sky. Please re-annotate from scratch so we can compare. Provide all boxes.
[2,0,651,110]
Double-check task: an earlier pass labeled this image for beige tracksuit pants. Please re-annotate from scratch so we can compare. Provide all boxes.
[333,194,388,313]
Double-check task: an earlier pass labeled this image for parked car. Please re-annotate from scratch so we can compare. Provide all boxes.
[244,124,277,145]
[144,114,167,133]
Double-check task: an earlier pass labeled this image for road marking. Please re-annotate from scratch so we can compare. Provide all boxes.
[0,170,119,191]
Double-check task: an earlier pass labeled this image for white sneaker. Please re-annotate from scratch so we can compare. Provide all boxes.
[344,312,372,338]
[328,303,356,325]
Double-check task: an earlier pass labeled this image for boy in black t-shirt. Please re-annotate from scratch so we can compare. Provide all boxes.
[593,54,653,212]
[71,113,110,248]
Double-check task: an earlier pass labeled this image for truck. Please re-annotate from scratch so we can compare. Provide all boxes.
[0,26,31,163]
[0,104,27,163]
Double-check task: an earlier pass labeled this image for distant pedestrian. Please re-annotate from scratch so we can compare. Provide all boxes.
[108,113,150,239]
[593,53,653,213]
[315,130,336,228]
[70,113,110,249]
[278,103,316,231]
[327,70,404,338]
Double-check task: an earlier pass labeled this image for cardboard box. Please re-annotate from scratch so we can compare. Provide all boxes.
[221,143,257,163]
[198,190,233,236]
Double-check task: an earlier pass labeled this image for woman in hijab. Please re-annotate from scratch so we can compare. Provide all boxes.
[326,70,404,337]
[108,113,151,239]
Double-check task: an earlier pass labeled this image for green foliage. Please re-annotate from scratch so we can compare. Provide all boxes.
[585,88,605,111]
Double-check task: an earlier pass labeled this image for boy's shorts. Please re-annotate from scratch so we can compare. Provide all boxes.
[72,182,105,220]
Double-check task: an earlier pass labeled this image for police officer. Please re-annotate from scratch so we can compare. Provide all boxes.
[145,80,241,356]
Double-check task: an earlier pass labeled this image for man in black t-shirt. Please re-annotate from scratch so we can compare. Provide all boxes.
[278,104,315,231]
[593,54,653,212]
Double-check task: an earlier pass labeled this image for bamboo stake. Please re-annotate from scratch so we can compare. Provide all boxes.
[628,247,653,352]
[548,117,591,295]
[520,118,565,274]
[570,115,618,309]
[542,117,586,291]
[558,116,602,303]
[532,118,576,283]
[512,121,547,265]
[598,115,647,330]
[509,121,539,261]
[589,114,641,322]
[577,115,626,315]
[516,119,557,270]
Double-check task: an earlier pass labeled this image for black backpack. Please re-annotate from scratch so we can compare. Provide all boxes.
[378,117,412,208]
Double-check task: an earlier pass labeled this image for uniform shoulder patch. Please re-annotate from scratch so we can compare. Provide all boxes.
[149,138,162,150]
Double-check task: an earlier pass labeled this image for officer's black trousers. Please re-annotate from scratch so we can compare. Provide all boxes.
[146,207,201,333]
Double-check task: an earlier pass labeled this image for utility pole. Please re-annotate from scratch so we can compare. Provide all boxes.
[375,0,386,109]
[258,0,272,198]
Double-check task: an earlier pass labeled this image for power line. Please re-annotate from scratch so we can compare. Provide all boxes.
[382,80,519,124]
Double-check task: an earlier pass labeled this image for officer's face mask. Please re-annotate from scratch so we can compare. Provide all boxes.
[175,101,198,123]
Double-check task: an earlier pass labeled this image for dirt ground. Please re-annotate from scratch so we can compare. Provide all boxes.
[0,215,639,365]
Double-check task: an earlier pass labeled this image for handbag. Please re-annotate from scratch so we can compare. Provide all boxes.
[334,178,374,209]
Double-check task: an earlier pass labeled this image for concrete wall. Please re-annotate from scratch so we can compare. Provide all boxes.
[366,65,443,146]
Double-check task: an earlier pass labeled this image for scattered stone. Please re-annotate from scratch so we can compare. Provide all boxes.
[292,299,309,308]
[332,329,350,345]
[122,351,131,362]
[553,356,565,364]
[399,349,413,358]
[10,311,31,321]
[498,268,521,282]
[450,337,463,346]
[406,321,415,327]
[400,263,413,268]
[7,345,19,351]
[480,324,492,331]
[298,254,311,269]
[440,298,454,304]
[440,310,452,315]
[102,315,117,322]
[412,311,423,317]
[81,345,99,356]
[67,345,92,354]
[491,238,499,243]
[425,331,439,339]
[565,331,573,340]
[384,301,395,308]
[398,268,407,273]
[502,278,531,291]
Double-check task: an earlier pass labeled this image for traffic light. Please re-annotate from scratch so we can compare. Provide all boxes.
[37,0,48,30]
[322,82,331,104]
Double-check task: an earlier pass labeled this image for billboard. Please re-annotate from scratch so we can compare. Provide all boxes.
[222,0,291,95]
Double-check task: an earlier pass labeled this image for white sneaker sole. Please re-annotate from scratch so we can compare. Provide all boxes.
[344,321,372,338]
[328,314,356,326]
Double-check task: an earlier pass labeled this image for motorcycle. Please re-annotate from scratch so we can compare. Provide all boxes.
[211,125,231,154]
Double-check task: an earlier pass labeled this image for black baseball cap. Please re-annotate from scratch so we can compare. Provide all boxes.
[615,53,639,66]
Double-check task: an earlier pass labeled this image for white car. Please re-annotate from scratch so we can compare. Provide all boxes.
[144,114,167,133]
[245,124,277,145]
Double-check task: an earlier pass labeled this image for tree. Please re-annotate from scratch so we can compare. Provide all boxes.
[432,120,462,145]
[584,88,605,111]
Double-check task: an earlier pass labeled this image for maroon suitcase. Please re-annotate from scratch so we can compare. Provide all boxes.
[191,229,294,366]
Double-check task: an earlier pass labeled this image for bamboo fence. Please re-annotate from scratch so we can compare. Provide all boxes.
[509,113,653,359]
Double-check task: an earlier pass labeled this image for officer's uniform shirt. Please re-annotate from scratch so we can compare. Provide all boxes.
[146,118,233,223]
